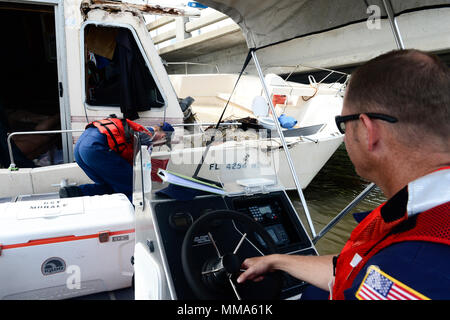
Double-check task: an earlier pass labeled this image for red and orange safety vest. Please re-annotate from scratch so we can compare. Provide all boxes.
[87,118,153,165]
[332,200,450,299]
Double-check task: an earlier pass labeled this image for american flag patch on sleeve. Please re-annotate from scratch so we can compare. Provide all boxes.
[356,265,430,300]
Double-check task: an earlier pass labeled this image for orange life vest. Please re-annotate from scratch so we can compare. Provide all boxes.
[87,118,152,165]
[331,201,450,300]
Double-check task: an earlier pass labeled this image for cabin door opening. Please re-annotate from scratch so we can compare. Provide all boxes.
[0,2,64,169]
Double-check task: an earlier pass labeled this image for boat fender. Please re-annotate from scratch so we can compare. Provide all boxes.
[278,114,297,129]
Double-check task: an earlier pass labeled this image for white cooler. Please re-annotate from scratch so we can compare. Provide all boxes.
[0,194,135,300]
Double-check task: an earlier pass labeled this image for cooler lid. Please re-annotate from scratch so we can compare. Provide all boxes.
[0,194,134,246]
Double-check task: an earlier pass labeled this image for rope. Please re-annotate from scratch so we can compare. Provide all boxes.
[301,85,319,101]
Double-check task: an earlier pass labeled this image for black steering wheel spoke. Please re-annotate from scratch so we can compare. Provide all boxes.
[182,210,282,300]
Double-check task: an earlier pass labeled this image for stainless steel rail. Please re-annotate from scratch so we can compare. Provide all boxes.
[312,182,377,244]
[382,0,406,50]
[7,129,84,170]
[252,50,317,238]
[171,122,240,127]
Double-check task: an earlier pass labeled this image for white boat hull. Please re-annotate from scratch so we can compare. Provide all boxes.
[153,135,343,190]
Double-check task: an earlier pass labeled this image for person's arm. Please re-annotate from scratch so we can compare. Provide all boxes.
[237,254,335,292]
[138,126,165,146]
[144,122,174,146]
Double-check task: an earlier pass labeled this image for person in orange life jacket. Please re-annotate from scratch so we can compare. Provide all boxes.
[237,49,450,300]
[59,117,173,202]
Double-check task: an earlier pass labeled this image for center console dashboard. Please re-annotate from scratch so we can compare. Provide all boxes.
[151,190,317,299]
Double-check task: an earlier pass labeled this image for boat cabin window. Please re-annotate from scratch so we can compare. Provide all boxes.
[83,25,165,114]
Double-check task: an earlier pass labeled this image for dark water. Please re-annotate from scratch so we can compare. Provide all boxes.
[289,144,386,255]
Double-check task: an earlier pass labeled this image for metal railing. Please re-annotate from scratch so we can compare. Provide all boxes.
[147,10,230,46]
[7,129,84,171]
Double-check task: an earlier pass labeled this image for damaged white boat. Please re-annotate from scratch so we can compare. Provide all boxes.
[0,0,345,200]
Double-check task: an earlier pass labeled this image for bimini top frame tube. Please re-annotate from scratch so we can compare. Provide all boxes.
[251,51,317,238]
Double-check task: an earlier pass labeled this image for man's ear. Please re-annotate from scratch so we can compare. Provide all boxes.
[359,114,380,152]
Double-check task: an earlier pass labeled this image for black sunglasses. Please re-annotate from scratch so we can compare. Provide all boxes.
[335,113,398,134]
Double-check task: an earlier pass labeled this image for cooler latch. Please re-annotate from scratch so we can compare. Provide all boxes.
[98,231,110,243]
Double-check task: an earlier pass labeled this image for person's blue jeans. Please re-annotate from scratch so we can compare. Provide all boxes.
[74,127,133,201]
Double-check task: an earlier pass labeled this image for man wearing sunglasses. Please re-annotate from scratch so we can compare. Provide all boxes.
[237,49,450,300]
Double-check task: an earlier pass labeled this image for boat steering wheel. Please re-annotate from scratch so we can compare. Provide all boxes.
[181,210,282,300]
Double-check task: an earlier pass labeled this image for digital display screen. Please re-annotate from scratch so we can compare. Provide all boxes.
[259,205,272,214]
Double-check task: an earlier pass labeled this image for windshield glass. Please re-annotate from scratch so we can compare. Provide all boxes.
[133,126,282,202]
